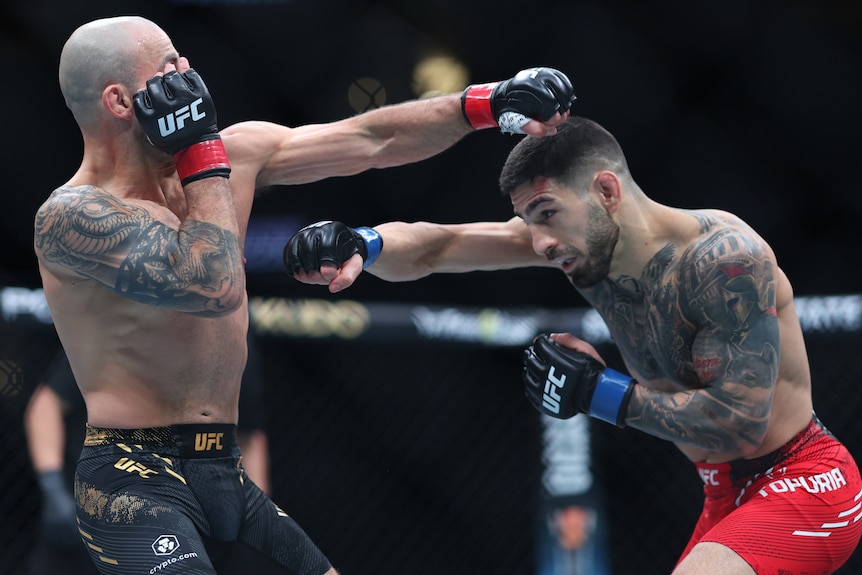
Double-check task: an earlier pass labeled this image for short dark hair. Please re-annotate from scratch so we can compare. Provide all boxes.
[498,116,630,196]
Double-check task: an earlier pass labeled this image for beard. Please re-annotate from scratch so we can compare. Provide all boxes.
[566,202,619,289]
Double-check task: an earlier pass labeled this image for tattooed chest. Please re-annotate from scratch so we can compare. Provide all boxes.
[582,271,700,388]
[607,296,696,384]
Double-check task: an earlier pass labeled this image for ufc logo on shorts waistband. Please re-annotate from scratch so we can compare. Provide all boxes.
[699,468,720,486]
[158,98,206,137]
[194,432,224,451]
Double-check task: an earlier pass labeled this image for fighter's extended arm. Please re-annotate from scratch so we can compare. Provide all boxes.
[283,218,553,293]
[224,67,575,188]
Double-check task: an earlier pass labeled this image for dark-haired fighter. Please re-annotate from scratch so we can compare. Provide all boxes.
[285,116,862,575]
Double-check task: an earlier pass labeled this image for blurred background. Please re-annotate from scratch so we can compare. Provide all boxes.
[1,0,861,573]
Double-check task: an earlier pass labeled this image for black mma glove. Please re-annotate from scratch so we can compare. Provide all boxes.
[283,220,382,276]
[523,335,636,427]
[37,470,81,550]
[461,67,576,134]
[133,69,231,186]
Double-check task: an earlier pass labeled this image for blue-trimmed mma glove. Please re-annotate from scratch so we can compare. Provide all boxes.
[523,335,636,427]
[283,220,382,276]
[133,69,231,186]
[461,67,576,134]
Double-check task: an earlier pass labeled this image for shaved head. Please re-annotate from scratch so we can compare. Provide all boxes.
[59,16,172,130]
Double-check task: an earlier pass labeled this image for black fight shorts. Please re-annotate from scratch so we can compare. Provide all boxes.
[74,424,332,575]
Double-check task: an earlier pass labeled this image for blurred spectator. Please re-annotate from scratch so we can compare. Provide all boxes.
[536,414,611,575]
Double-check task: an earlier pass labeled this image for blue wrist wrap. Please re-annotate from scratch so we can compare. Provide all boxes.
[354,227,383,269]
[589,368,635,428]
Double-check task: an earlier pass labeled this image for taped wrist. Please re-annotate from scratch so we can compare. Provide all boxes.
[173,134,232,186]
[461,82,500,130]
[354,227,383,268]
[589,368,636,428]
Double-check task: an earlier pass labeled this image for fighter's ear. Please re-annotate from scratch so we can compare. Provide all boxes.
[102,83,135,120]
[593,171,621,213]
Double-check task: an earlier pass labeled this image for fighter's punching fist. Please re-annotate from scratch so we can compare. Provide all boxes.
[133,69,231,186]
[523,334,636,427]
[283,220,382,276]
[462,67,576,134]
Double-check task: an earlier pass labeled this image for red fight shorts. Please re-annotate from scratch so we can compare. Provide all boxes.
[679,414,862,575]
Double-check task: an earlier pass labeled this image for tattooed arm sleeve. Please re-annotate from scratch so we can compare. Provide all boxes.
[625,227,781,455]
[34,186,245,316]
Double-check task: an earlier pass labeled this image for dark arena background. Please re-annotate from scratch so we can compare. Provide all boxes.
[1,1,861,574]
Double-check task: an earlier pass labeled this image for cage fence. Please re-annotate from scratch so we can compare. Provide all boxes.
[1,289,860,575]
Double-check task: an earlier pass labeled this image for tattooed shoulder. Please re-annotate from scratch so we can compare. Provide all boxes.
[680,209,737,234]
[35,185,153,268]
[677,215,777,331]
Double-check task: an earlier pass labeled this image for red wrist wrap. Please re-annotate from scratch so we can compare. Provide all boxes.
[461,82,499,130]
[173,137,231,185]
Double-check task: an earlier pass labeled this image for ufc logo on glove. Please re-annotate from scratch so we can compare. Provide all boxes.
[133,70,231,186]
[543,366,566,414]
[523,334,635,426]
[158,97,206,137]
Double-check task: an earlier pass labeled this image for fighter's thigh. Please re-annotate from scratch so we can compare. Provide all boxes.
[77,493,217,575]
[673,542,755,575]
[694,462,862,574]
[223,485,333,575]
